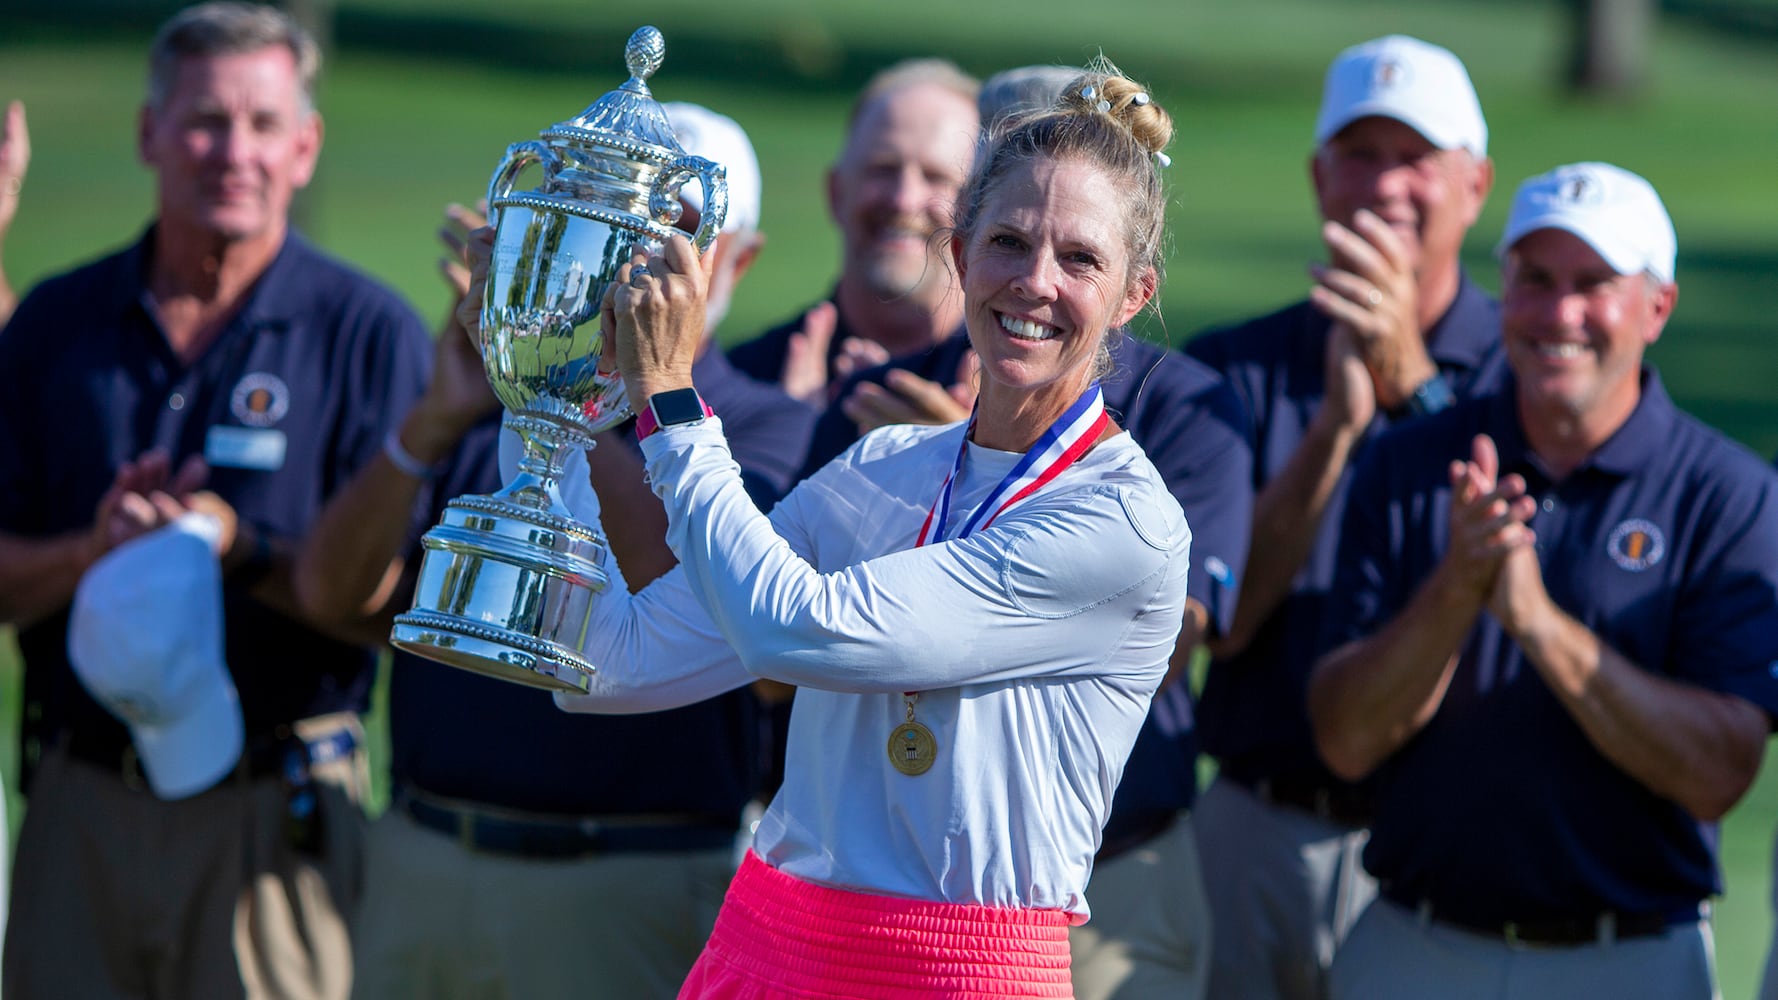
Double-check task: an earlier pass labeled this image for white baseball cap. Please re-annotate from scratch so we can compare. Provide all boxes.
[1315,35,1487,157]
[1497,162,1676,283]
[663,102,761,234]
[67,513,245,800]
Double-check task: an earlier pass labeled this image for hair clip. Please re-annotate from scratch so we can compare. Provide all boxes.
[1154,151,1172,169]
[1079,85,1097,102]
[1096,100,1112,113]
[1132,92,1151,107]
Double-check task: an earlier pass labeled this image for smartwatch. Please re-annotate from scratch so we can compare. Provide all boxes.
[636,387,713,441]
[1401,374,1456,418]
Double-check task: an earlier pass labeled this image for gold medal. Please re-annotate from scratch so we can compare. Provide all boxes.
[889,720,938,776]
[888,693,938,776]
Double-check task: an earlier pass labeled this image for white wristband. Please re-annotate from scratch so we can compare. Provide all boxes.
[383,429,438,481]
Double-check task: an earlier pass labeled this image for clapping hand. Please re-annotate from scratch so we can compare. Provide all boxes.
[410,203,499,448]
[841,350,977,432]
[1309,208,1437,411]
[1441,434,1537,604]
[780,300,891,406]
[90,450,233,556]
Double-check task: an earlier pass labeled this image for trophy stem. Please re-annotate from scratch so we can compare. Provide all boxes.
[498,411,596,515]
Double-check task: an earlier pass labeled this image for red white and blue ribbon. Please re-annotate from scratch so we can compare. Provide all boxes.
[914,383,1109,548]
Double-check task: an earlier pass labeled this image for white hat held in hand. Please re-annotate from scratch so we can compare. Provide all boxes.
[67,512,244,800]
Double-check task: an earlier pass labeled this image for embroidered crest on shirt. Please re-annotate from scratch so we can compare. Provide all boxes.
[1606,518,1665,572]
[230,372,291,428]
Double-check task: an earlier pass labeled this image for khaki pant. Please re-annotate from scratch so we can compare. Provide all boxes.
[3,717,368,1000]
[1192,775,1376,1000]
[351,805,737,999]
[1069,814,1212,1000]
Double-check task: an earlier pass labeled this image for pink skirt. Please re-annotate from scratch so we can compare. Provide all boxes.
[678,851,1074,999]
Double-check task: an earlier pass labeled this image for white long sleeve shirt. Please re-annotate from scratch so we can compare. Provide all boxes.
[542,417,1191,919]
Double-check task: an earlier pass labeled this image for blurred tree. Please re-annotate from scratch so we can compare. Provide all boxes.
[1567,0,1655,96]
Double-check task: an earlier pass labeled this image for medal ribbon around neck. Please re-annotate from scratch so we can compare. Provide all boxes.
[915,382,1109,548]
[891,383,1109,777]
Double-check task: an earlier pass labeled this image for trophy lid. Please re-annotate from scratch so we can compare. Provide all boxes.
[545,26,684,163]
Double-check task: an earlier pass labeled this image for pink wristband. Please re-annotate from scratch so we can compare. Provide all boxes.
[635,391,715,441]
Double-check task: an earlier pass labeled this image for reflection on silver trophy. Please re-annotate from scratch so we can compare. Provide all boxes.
[390,26,727,692]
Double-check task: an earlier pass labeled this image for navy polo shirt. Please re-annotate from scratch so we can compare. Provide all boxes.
[390,346,816,818]
[0,228,431,783]
[1326,371,1778,923]
[1183,273,1503,788]
[795,328,1255,829]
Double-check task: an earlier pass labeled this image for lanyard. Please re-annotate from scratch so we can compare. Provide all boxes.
[914,383,1108,548]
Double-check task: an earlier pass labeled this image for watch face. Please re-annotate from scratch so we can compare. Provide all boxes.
[650,388,707,427]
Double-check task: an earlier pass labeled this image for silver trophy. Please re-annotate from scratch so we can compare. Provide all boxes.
[390,26,727,693]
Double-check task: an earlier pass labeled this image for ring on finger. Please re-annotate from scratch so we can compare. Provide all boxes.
[1365,287,1382,307]
[629,265,652,290]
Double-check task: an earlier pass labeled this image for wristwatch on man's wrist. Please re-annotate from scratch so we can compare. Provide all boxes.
[636,387,713,441]
[1401,374,1456,418]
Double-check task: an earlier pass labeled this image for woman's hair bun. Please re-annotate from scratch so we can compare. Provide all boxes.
[1060,64,1173,157]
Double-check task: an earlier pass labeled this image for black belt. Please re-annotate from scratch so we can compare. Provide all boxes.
[1239,773,1373,827]
[61,726,353,792]
[401,791,738,860]
[1389,890,1692,947]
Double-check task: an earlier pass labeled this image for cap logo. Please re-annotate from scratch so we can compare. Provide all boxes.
[1373,57,1412,90]
[230,372,290,428]
[1561,174,1603,206]
[1607,518,1665,572]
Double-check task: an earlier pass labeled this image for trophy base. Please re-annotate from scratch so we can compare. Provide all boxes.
[392,610,595,693]
[391,492,611,695]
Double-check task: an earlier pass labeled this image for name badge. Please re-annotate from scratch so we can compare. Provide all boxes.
[205,426,287,472]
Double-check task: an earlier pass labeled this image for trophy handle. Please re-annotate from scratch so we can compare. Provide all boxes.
[650,155,728,254]
[487,140,560,222]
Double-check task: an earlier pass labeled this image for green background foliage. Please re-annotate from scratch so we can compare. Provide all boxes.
[2,0,1774,993]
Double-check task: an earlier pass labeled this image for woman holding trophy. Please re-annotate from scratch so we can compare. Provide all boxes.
[464,62,1190,998]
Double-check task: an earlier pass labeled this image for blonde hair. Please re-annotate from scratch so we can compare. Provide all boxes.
[952,59,1173,378]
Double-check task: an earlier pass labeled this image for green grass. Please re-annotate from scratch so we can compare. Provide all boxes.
[2,0,1776,993]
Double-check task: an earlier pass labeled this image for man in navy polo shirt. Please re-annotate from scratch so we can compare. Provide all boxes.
[726,59,979,406]
[0,5,431,998]
[295,104,816,999]
[1182,35,1503,1000]
[1309,163,1778,999]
